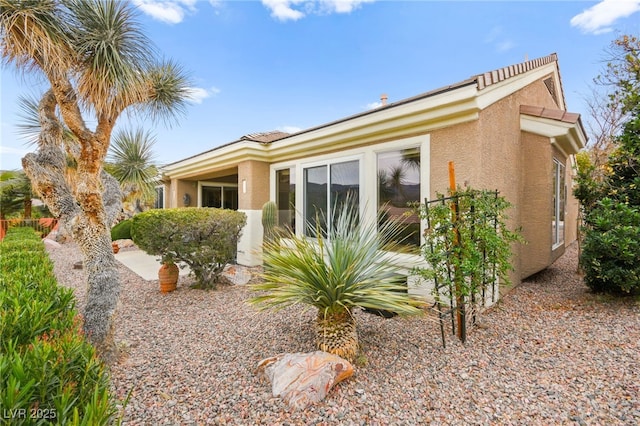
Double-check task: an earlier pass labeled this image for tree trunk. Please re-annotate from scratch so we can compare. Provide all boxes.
[315,309,358,362]
[23,198,32,219]
[22,90,123,360]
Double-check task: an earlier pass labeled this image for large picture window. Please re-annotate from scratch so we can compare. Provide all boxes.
[552,158,565,248]
[304,160,359,236]
[377,147,421,247]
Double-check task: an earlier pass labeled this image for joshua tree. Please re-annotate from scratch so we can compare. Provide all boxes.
[249,197,424,362]
[0,0,190,358]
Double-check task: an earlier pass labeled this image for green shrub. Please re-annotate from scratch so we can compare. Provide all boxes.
[0,227,116,424]
[580,198,640,294]
[575,108,640,295]
[132,207,247,288]
[110,218,132,241]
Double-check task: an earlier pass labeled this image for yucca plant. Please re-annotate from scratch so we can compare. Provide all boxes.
[249,197,424,362]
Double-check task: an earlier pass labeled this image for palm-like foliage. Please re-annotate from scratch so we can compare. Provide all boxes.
[0,170,35,219]
[250,198,424,361]
[1,0,190,357]
[105,128,159,209]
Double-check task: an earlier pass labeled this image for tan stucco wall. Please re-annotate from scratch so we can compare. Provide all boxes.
[520,132,554,278]
[238,160,270,210]
[168,179,197,208]
[429,76,571,282]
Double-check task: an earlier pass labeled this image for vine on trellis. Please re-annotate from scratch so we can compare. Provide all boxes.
[413,186,523,346]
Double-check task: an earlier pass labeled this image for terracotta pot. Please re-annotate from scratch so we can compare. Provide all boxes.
[112,242,120,254]
[158,262,179,293]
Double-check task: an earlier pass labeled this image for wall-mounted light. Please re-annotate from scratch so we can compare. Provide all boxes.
[242,179,247,194]
[183,193,191,206]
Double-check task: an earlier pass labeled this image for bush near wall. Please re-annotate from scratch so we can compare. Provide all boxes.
[0,227,116,425]
[111,218,132,241]
[131,207,247,288]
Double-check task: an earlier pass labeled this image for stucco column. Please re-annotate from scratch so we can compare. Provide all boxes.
[236,160,270,266]
[169,178,197,208]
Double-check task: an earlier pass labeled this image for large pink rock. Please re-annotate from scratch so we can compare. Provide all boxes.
[256,351,354,410]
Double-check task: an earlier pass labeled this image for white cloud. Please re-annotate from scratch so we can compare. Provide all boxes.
[484,26,515,53]
[132,0,198,24]
[366,101,382,109]
[262,0,306,21]
[484,26,503,44]
[185,86,220,104]
[319,0,375,14]
[571,0,640,35]
[278,125,303,134]
[496,40,515,52]
[261,0,374,22]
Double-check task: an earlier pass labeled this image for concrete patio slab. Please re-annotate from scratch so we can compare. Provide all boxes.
[114,249,190,281]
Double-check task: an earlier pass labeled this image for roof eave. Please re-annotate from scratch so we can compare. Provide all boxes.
[520,114,587,156]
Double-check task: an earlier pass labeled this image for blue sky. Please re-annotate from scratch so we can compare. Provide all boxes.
[1,0,640,171]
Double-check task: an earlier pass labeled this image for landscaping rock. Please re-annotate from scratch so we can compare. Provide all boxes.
[43,238,61,249]
[222,264,252,285]
[256,351,354,410]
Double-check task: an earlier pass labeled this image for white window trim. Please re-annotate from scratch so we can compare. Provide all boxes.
[270,134,431,267]
[300,153,364,236]
[197,181,239,208]
[552,158,565,250]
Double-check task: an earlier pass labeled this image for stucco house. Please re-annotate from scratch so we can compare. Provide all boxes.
[159,53,586,292]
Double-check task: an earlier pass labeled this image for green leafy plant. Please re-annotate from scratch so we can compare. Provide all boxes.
[110,219,132,241]
[414,187,522,343]
[575,109,640,295]
[132,208,246,288]
[0,227,115,424]
[580,199,640,294]
[249,197,424,362]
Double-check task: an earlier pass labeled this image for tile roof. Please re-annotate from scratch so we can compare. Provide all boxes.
[475,53,558,90]
[252,53,564,144]
[240,130,290,143]
[164,53,568,168]
[519,105,580,124]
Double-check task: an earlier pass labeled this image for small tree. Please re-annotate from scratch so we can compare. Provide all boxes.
[1,0,191,357]
[415,187,522,343]
[132,208,247,288]
[574,34,640,295]
[0,170,36,219]
[577,111,640,294]
[249,197,424,362]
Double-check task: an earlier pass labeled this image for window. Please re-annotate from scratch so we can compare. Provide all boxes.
[276,168,295,230]
[304,160,359,236]
[202,186,221,207]
[552,158,565,248]
[200,183,238,210]
[377,148,421,247]
[153,186,164,209]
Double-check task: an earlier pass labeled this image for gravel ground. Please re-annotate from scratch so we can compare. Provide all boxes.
[46,242,639,425]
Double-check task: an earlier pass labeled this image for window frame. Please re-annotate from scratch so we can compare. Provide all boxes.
[270,134,430,268]
[154,185,165,209]
[197,181,239,209]
[552,158,566,249]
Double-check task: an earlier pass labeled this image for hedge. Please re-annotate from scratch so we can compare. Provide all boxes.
[0,227,116,424]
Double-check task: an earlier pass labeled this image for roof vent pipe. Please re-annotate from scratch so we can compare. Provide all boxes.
[380,93,388,106]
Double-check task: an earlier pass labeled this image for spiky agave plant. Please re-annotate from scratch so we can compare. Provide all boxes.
[249,197,424,361]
